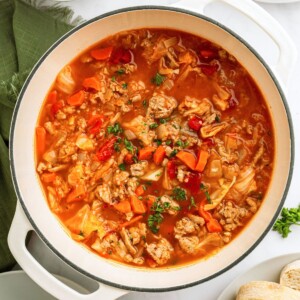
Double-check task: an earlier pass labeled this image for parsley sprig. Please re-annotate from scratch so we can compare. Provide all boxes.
[151,72,166,86]
[273,205,300,238]
[200,183,212,204]
[171,187,187,201]
[107,123,123,136]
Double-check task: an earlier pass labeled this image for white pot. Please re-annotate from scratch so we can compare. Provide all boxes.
[8,0,296,299]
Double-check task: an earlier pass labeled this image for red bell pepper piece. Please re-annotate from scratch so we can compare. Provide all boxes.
[96,137,117,161]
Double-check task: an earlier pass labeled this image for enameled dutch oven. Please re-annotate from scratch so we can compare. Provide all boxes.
[8,0,296,299]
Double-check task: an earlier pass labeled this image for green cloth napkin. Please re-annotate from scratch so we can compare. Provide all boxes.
[0,0,83,272]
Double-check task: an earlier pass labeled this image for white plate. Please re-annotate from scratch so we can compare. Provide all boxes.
[0,270,89,300]
[255,0,300,3]
[217,252,300,300]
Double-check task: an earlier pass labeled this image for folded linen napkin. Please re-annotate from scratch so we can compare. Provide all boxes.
[0,0,82,272]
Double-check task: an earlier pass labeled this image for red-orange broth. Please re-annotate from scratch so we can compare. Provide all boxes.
[35,29,274,268]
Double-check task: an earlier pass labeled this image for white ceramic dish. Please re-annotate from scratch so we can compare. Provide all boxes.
[0,270,88,300]
[217,252,300,300]
[8,0,296,299]
[255,0,300,3]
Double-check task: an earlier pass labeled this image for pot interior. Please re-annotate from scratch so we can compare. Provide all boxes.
[11,7,292,291]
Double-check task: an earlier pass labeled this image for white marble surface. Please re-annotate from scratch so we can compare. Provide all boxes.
[26,1,300,299]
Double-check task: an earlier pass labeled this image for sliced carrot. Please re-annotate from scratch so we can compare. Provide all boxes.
[135,185,145,196]
[67,90,86,106]
[120,215,143,228]
[124,153,134,165]
[67,184,86,203]
[114,200,132,213]
[146,195,156,211]
[90,46,114,60]
[87,114,104,134]
[138,146,156,160]
[206,218,223,233]
[41,172,56,183]
[153,145,166,165]
[176,150,197,170]
[47,90,58,104]
[199,199,213,222]
[82,76,101,91]
[195,149,210,172]
[130,194,146,214]
[36,126,46,155]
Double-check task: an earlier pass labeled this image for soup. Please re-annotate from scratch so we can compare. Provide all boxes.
[35,29,274,268]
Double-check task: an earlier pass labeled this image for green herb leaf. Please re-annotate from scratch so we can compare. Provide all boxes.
[114,142,121,152]
[159,117,170,124]
[169,149,178,158]
[273,205,300,238]
[215,115,221,123]
[124,138,134,154]
[172,187,187,201]
[149,123,159,129]
[111,76,116,82]
[165,140,172,146]
[151,72,166,86]
[115,68,125,75]
[189,196,197,210]
[200,183,212,204]
[175,139,189,148]
[118,163,126,171]
[107,122,123,136]
[122,83,128,89]
[142,100,147,108]
[154,139,162,146]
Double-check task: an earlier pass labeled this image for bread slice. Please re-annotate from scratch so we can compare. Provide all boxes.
[280,260,300,291]
[236,281,300,300]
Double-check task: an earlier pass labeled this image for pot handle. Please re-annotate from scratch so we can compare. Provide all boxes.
[172,0,297,85]
[8,202,128,300]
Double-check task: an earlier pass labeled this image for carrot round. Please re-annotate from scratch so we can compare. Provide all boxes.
[120,215,143,228]
[195,149,209,172]
[138,146,156,160]
[130,195,146,214]
[90,46,113,60]
[41,172,56,183]
[67,90,86,106]
[67,184,86,203]
[36,126,46,155]
[199,199,213,222]
[153,145,166,165]
[176,150,196,170]
[135,185,145,196]
[114,200,132,213]
[82,76,101,91]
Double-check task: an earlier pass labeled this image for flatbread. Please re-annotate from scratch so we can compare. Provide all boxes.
[236,281,300,300]
[280,260,300,291]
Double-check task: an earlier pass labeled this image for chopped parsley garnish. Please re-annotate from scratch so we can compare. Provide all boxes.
[79,231,84,237]
[215,115,221,123]
[107,122,123,136]
[148,200,173,233]
[151,72,166,86]
[118,163,126,171]
[132,155,138,163]
[127,99,133,105]
[273,205,300,238]
[114,142,121,152]
[189,196,197,210]
[142,100,147,108]
[154,139,162,146]
[171,187,187,201]
[159,117,170,124]
[169,149,178,157]
[149,123,159,129]
[122,83,128,89]
[115,68,125,75]
[165,140,172,146]
[124,138,134,153]
[200,183,212,204]
[111,76,116,82]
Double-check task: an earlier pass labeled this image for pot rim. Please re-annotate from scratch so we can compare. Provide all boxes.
[9,5,294,292]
